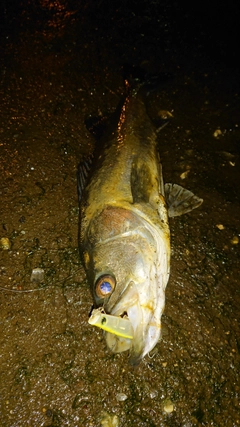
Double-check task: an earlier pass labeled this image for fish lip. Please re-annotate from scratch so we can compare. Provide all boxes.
[104,281,149,361]
[106,301,148,363]
[104,275,164,363]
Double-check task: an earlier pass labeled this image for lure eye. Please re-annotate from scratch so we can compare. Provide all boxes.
[95,275,115,299]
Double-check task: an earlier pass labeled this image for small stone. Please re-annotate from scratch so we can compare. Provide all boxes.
[213,129,223,138]
[163,398,174,413]
[100,411,120,427]
[231,236,239,245]
[116,392,128,401]
[180,170,190,179]
[30,268,45,283]
[216,224,224,230]
[158,110,173,119]
[45,409,53,418]
[0,237,11,250]
[149,389,158,399]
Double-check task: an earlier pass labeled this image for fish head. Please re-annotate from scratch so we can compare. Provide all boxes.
[84,206,170,364]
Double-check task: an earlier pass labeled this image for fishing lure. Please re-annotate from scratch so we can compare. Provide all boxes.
[88,308,134,339]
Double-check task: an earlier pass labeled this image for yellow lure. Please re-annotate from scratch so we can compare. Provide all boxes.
[88,308,134,339]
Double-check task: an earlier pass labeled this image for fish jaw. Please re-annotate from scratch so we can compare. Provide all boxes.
[103,230,169,365]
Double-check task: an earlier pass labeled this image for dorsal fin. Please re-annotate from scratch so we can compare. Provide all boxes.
[164,183,203,217]
[77,155,94,201]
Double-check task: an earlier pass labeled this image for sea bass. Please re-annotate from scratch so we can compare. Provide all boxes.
[78,80,202,365]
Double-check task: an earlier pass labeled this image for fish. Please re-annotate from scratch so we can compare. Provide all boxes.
[78,77,203,365]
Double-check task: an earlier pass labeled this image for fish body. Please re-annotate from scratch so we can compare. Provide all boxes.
[78,81,202,364]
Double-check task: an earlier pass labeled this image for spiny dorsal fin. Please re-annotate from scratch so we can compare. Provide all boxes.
[164,183,203,218]
[77,155,94,201]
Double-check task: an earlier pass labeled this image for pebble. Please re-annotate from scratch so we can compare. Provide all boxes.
[149,389,158,399]
[116,392,128,401]
[0,237,11,250]
[158,110,173,119]
[180,170,190,179]
[163,399,174,413]
[213,129,223,138]
[30,268,45,283]
[231,236,239,245]
[100,411,119,427]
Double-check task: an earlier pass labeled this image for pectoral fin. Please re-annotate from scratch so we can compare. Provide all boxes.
[164,183,203,217]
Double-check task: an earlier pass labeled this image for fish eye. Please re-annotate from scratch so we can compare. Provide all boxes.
[95,275,115,299]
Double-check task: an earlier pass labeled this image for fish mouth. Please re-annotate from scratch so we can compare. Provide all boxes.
[104,281,162,365]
